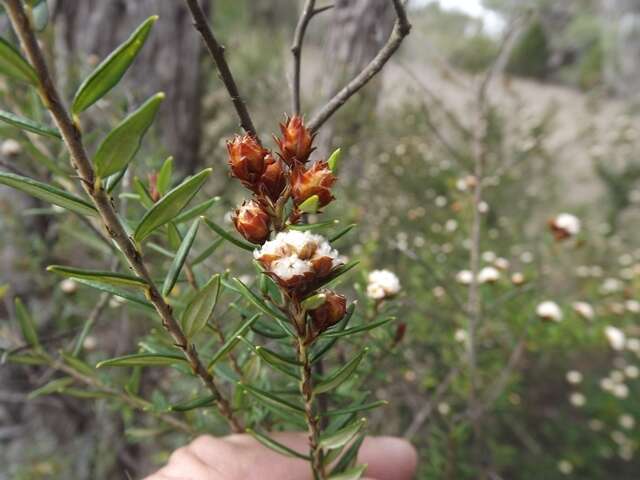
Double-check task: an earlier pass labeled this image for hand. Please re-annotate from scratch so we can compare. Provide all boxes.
[143,432,417,480]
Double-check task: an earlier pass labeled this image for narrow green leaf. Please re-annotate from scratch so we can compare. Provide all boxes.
[314,349,367,395]
[322,401,387,417]
[170,394,215,412]
[174,197,219,224]
[181,274,220,337]
[14,298,39,348]
[167,222,182,251]
[251,321,289,339]
[0,109,61,139]
[134,168,212,242]
[5,352,46,365]
[301,293,327,311]
[94,92,165,178]
[298,194,320,214]
[28,377,74,399]
[60,351,95,377]
[162,218,200,296]
[328,464,367,480]
[320,418,366,450]
[241,383,305,414]
[246,429,311,460]
[72,278,154,311]
[192,238,224,266]
[320,261,360,289]
[233,278,290,323]
[105,167,128,193]
[331,435,365,475]
[156,156,173,195]
[330,224,356,243]
[327,147,341,172]
[311,303,356,363]
[47,265,148,289]
[63,388,112,400]
[97,353,186,368]
[72,16,158,114]
[0,36,38,85]
[204,217,256,251]
[133,176,154,208]
[321,317,394,339]
[255,346,301,367]
[288,219,339,231]
[0,171,97,216]
[208,314,259,369]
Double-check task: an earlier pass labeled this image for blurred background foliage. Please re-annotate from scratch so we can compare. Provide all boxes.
[1,0,640,479]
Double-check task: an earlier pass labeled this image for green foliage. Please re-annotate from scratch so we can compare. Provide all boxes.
[507,20,550,79]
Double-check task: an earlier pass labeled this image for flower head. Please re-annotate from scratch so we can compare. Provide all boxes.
[259,156,287,202]
[254,231,343,291]
[291,160,336,209]
[456,270,474,285]
[536,301,563,322]
[549,213,581,240]
[605,326,626,351]
[1,139,21,157]
[233,200,271,244]
[478,266,500,284]
[309,291,347,334]
[572,301,595,321]
[276,115,314,164]
[227,134,270,189]
[366,269,401,300]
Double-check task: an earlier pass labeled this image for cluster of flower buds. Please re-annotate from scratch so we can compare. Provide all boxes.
[227,116,337,245]
[548,213,581,241]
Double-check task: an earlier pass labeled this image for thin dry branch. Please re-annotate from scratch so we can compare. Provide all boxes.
[4,0,242,433]
[291,0,316,115]
[184,0,258,139]
[307,0,411,133]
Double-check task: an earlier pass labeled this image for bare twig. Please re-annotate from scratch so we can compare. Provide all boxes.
[4,0,242,433]
[307,0,411,132]
[184,0,258,139]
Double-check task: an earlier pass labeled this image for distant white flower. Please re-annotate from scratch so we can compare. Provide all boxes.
[481,251,496,263]
[601,278,622,294]
[478,266,500,284]
[454,329,468,343]
[59,278,78,294]
[625,300,640,313]
[613,383,629,398]
[624,365,639,379]
[520,251,534,263]
[605,326,626,351]
[437,402,451,415]
[456,270,474,285]
[494,257,510,270]
[536,301,563,322]
[511,272,525,285]
[566,370,583,385]
[569,392,586,407]
[558,460,573,475]
[619,414,635,430]
[477,201,489,214]
[626,338,640,352]
[0,139,21,156]
[550,213,581,239]
[572,301,595,321]
[366,269,401,300]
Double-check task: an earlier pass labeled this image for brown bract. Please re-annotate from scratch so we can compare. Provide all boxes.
[233,200,271,244]
[227,134,270,189]
[309,291,347,334]
[259,156,287,202]
[291,160,336,208]
[275,115,314,165]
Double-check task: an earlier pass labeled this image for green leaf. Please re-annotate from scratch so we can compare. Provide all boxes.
[173,197,219,224]
[331,435,365,475]
[97,353,186,368]
[162,218,200,296]
[47,265,148,289]
[156,156,173,195]
[28,377,74,399]
[327,147,341,172]
[288,219,339,231]
[233,278,290,324]
[203,217,256,251]
[298,194,320,214]
[105,167,128,193]
[250,321,289,339]
[322,400,388,417]
[181,274,220,337]
[192,238,224,266]
[14,298,40,348]
[133,176,154,208]
[246,429,310,460]
[72,278,154,311]
[94,92,165,178]
[0,36,38,85]
[255,346,301,367]
[321,317,394,339]
[0,109,61,139]
[301,293,327,311]
[134,168,212,242]
[328,464,367,480]
[330,224,356,243]
[208,314,259,369]
[170,394,216,412]
[240,383,305,415]
[72,16,158,114]
[0,171,97,216]
[60,351,95,377]
[320,418,366,450]
[314,349,367,395]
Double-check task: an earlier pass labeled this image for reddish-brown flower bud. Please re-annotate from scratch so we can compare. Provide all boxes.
[259,155,287,202]
[227,134,270,188]
[276,115,314,164]
[310,291,347,333]
[393,322,407,346]
[291,160,336,208]
[148,172,160,202]
[233,200,271,244]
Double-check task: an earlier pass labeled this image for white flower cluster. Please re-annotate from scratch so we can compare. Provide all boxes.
[605,326,626,351]
[254,231,343,282]
[536,301,563,322]
[553,213,581,236]
[366,269,401,300]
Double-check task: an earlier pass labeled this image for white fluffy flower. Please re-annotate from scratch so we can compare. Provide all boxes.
[59,278,78,294]
[536,301,563,322]
[456,270,474,285]
[625,300,640,313]
[569,392,586,407]
[605,326,626,351]
[478,266,500,284]
[553,213,581,236]
[366,269,401,300]
[558,460,573,475]
[0,139,21,156]
[566,370,583,384]
[572,301,595,320]
[619,414,635,430]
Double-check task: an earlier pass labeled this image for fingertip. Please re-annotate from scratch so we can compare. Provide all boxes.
[360,436,418,480]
